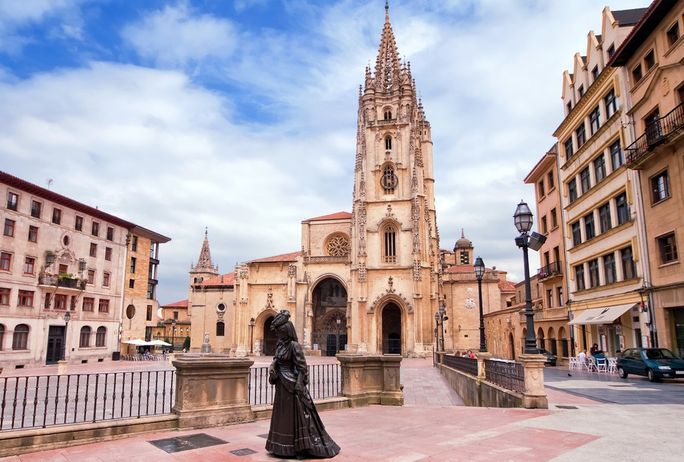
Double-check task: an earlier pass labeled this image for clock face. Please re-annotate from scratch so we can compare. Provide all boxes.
[381,172,398,190]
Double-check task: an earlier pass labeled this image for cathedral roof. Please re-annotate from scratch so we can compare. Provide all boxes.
[454,229,472,250]
[161,299,188,308]
[201,272,235,286]
[249,251,302,263]
[498,280,516,292]
[303,211,352,222]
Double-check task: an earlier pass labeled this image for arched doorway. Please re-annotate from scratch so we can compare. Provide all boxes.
[381,303,402,354]
[537,327,545,351]
[548,327,557,355]
[263,316,278,356]
[312,277,347,356]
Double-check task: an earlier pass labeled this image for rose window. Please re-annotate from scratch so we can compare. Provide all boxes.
[327,235,350,256]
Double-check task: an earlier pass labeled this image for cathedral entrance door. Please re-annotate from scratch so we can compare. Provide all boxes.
[382,303,402,355]
[263,316,278,356]
[311,277,348,356]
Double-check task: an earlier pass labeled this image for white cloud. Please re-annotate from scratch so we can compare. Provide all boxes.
[121,4,237,67]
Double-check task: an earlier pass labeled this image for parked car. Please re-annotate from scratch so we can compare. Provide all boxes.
[617,348,684,382]
[539,349,557,367]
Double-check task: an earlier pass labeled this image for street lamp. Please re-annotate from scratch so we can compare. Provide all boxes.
[434,311,440,352]
[335,316,341,354]
[474,256,487,352]
[171,319,177,352]
[434,303,448,352]
[249,318,256,355]
[514,200,547,354]
[62,311,71,361]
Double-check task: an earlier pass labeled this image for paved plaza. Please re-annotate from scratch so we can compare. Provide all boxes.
[1,357,683,461]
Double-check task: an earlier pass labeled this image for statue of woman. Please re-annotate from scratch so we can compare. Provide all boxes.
[265,310,340,458]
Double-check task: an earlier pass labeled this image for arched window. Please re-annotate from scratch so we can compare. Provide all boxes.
[383,225,397,263]
[216,321,225,337]
[79,326,91,348]
[12,324,29,350]
[384,108,392,120]
[96,326,106,347]
[0,324,4,350]
[381,164,397,194]
[385,136,392,150]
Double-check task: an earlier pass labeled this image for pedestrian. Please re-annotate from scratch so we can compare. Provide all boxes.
[578,349,587,366]
[467,350,476,359]
[590,343,599,356]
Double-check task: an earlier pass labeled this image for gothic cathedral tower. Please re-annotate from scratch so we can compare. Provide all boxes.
[349,4,441,357]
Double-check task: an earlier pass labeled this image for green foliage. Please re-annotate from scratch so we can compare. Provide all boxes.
[183,336,191,351]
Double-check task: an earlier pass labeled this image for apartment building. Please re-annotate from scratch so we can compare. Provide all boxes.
[0,171,169,367]
[610,0,684,355]
[553,7,649,356]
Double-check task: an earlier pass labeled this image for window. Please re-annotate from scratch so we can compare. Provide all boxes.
[52,208,61,225]
[589,106,601,134]
[571,221,582,246]
[12,324,29,350]
[575,264,585,291]
[607,43,616,58]
[216,321,225,337]
[588,259,600,288]
[130,257,137,273]
[599,203,612,233]
[594,154,606,183]
[75,216,83,231]
[88,243,96,258]
[632,63,643,84]
[0,324,3,350]
[146,305,152,321]
[0,288,9,305]
[103,272,110,287]
[578,85,584,98]
[105,247,112,261]
[6,192,18,211]
[384,108,392,120]
[18,290,34,307]
[610,141,623,170]
[644,49,655,71]
[580,168,591,194]
[576,123,586,148]
[91,221,99,236]
[541,216,548,234]
[383,225,397,263]
[131,235,138,252]
[667,22,680,46]
[551,208,558,228]
[54,294,67,310]
[657,232,678,264]
[621,246,636,280]
[96,327,106,347]
[546,289,553,308]
[82,297,94,312]
[566,101,572,114]
[28,225,38,243]
[30,200,41,218]
[591,65,599,81]
[44,293,52,309]
[604,89,617,118]
[0,252,11,271]
[651,170,670,203]
[459,250,469,265]
[547,171,554,190]
[87,269,95,285]
[59,264,68,274]
[604,253,617,284]
[381,164,397,194]
[384,136,392,150]
[584,213,595,240]
[557,287,564,306]
[568,179,578,203]
[564,137,574,158]
[98,299,109,313]
[147,282,155,300]
[23,257,35,275]
[3,219,15,237]
[129,279,135,289]
[106,227,114,241]
[538,180,545,198]
[616,193,629,225]
[79,326,91,348]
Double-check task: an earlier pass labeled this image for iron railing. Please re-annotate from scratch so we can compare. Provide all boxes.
[626,102,684,165]
[442,355,478,376]
[537,261,563,280]
[248,363,342,406]
[0,370,175,431]
[484,359,525,394]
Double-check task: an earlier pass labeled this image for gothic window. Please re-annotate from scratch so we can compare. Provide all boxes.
[381,164,398,194]
[385,136,392,150]
[383,225,397,264]
[216,321,225,337]
[326,234,350,257]
[384,108,392,120]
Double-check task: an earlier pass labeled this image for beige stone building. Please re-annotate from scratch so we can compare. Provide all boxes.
[151,299,190,351]
[610,0,684,356]
[554,7,650,356]
[1,171,168,367]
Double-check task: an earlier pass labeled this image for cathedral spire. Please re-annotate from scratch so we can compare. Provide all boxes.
[193,227,218,274]
[374,1,401,94]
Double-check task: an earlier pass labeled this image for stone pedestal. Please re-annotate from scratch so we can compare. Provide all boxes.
[337,354,403,407]
[57,360,68,375]
[519,354,548,409]
[172,354,255,429]
[475,352,492,380]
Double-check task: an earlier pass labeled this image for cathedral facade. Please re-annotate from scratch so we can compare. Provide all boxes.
[187,7,469,357]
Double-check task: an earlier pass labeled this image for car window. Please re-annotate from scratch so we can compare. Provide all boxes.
[645,349,676,359]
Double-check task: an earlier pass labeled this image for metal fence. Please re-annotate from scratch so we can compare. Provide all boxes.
[0,370,175,431]
[248,363,342,406]
[484,359,525,394]
[442,355,478,376]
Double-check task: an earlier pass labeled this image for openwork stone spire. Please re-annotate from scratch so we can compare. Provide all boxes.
[374,2,401,94]
[193,227,218,273]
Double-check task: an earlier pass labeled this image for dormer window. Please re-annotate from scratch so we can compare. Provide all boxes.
[578,85,584,98]
[385,136,392,150]
[591,65,599,82]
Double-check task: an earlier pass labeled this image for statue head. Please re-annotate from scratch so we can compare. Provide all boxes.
[271,309,298,342]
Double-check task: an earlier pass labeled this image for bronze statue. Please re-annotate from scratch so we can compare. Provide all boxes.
[265,310,340,458]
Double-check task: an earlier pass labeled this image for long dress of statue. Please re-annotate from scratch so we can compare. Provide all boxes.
[265,310,340,458]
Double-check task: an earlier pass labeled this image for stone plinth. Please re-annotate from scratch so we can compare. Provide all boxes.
[519,353,548,409]
[337,354,403,407]
[475,351,491,380]
[172,354,255,429]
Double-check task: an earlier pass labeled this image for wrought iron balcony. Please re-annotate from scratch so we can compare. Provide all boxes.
[38,275,86,290]
[626,103,684,169]
[537,261,563,280]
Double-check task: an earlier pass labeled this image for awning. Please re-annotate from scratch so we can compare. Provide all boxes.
[569,304,636,325]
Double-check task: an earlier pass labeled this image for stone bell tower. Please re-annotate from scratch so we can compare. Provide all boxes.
[348,3,441,357]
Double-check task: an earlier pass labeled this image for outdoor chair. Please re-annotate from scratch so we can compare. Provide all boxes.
[596,357,608,373]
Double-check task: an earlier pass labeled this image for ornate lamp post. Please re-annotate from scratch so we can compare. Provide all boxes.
[434,312,440,352]
[514,200,547,354]
[434,303,448,352]
[336,316,342,354]
[474,256,487,352]
[249,318,256,355]
[62,311,71,361]
[171,319,177,352]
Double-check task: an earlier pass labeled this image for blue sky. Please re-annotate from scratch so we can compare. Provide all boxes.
[0,0,648,304]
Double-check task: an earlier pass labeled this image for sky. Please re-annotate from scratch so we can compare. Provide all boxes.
[0,0,649,304]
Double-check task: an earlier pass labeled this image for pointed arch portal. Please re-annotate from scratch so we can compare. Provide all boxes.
[312,277,348,356]
[263,316,278,356]
[382,302,402,354]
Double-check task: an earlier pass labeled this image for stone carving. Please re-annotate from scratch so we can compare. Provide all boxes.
[357,263,367,282]
[385,204,395,219]
[368,292,413,314]
[201,332,211,353]
[327,235,350,256]
[387,276,395,293]
[465,288,476,310]
[413,261,422,281]
[287,264,296,277]
[266,288,274,309]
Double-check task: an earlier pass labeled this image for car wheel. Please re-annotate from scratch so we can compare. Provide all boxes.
[618,367,628,379]
[647,368,659,382]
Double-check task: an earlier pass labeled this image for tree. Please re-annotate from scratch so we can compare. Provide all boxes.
[183,336,191,351]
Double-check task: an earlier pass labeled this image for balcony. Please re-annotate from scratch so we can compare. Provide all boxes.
[626,103,684,169]
[537,261,563,280]
[39,275,86,290]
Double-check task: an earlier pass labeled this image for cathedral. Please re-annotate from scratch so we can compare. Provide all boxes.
[187,5,509,357]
